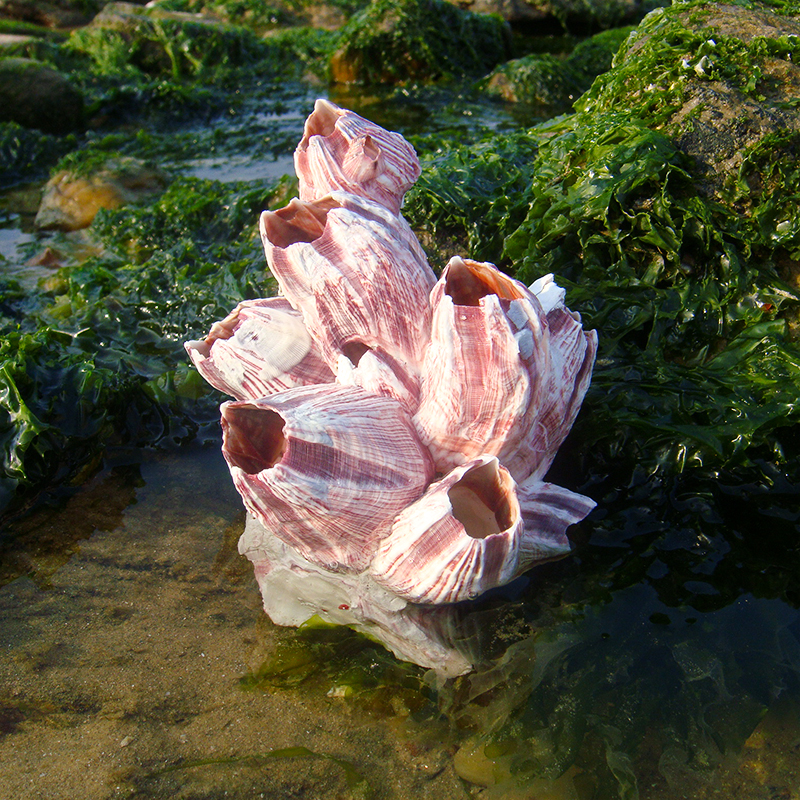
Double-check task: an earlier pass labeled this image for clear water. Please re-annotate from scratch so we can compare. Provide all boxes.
[1,446,798,799]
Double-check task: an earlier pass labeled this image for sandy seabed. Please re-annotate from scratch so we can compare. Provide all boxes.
[0,446,468,800]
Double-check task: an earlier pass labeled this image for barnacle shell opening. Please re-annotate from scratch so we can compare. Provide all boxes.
[444,256,525,306]
[221,404,286,475]
[299,97,342,141]
[260,196,339,247]
[220,385,435,572]
[448,458,519,538]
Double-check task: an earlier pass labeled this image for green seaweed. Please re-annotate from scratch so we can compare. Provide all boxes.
[0,175,289,519]
[403,128,541,266]
[66,10,276,81]
[577,2,800,125]
[0,122,76,189]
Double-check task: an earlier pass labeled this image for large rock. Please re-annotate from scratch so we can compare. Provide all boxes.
[34,156,169,231]
[445,0,646,32]
[330,0,511,84]
[68,1,267,78]
[0,57,83,134]
[577,3,800,197]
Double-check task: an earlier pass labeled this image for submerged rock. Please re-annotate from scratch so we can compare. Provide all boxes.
[34,156,169,231]
[0,57,83,134]
[330,0,511,84]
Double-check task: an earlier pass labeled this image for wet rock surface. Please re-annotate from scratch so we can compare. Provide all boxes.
[34,156,169,230]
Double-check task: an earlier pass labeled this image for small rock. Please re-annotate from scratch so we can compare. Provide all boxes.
[34,157,169,231]
[26,245,63,267]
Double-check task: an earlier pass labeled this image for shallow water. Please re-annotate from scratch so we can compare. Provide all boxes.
[0,446,470,799]
[1,446,798,800]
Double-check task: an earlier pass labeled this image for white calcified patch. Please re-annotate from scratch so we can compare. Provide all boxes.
[184,298,334,400]
[239,514,473,677]
[529,273,566,312]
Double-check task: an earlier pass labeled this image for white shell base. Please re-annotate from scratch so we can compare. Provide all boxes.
[239,514,473,678]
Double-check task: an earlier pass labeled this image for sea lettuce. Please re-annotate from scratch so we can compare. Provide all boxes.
[0,175,287,520]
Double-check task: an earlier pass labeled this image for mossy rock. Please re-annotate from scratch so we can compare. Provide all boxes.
[407,0,800,475]
[0,57,83,133]
[0,0,97,28]
[330,0,512,85]
[480,26,632,108]
[66,1,273,79]
[577,2,800,196]
[442,0,648,33]
[481,51,582,105]
[147,0,370,31]
[566,23,632,78]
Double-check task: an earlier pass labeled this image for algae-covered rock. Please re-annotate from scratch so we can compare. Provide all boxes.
[482,52,581,105]
[330,0,511,84]
[0,0,96,29]
[147,0,369,31]
[481,26,632,106]
[67,1,271,79]
[409,1,800,475]
[0,57,83,133]
[35,156,169,230]
[445,0,645,32]
[500,2,800,468]
[577,3,800,196]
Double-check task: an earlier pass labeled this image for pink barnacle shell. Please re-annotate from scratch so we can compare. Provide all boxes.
[295,98,421,214]
[369,456,595,604]
[413,257,597,482]
[412,256,549,477]
[506,274,598,482]
[260,191,437,401]
[221,384,435,573]
[184,297,334,401]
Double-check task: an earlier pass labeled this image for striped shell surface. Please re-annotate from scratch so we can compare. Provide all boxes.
[222,383,434,572]
[294,98,421,214]
[187,98,598,654]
